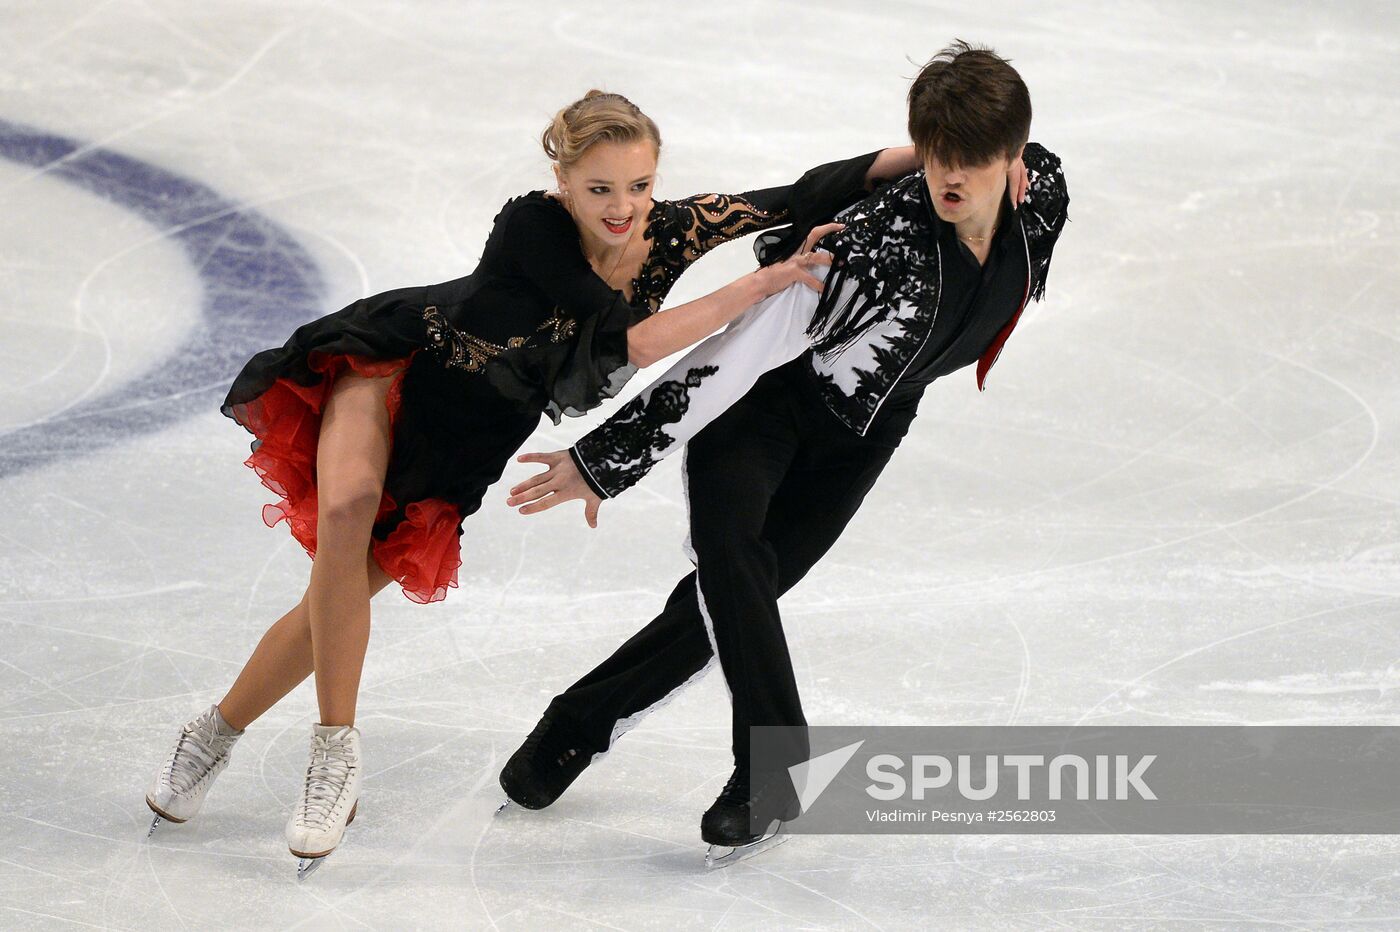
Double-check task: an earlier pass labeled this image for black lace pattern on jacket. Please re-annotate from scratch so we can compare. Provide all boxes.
[1018,143,1069,302]
[797,174,943,432]
[573,364,719,497]
[803,141,1068,435]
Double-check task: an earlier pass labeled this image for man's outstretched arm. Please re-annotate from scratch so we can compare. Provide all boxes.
[505,228,858,525]
[505,265,856,525]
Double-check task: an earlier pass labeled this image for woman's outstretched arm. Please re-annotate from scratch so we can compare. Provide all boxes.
[624,222,842,367]
[505,268,831,527]
[507,229,859,526]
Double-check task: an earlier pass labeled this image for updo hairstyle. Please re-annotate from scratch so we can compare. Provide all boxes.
[541,90,662,169]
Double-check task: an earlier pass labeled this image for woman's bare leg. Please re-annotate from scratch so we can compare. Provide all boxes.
[216,552,393,732]
[303,370,397,727]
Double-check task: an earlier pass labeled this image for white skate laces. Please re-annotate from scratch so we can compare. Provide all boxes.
[164,719,235,793]
[295,728,358,828]
[286,722,363,878]
[145,704,243,835]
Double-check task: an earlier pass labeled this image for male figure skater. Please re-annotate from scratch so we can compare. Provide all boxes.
[499,41,1070,864]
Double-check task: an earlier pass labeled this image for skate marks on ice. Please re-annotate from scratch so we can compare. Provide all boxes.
[0,118,324,478]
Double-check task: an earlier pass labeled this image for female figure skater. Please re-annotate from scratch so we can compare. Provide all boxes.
[142,89,910,877]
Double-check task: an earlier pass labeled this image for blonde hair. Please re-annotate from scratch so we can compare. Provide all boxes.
[541,90,661,169]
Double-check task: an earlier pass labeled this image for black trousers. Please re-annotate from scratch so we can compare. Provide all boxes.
[548,360,898,770]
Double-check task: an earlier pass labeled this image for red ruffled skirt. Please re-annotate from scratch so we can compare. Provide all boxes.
[229,351,462,604]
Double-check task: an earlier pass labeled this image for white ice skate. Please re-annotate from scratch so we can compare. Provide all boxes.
[285,722,362,881]
[703,820,792,869]
[145,704,244,838]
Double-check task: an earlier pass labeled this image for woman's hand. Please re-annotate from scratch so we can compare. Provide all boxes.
[1009,155,1028,207]
[754,221,845,298]
[507,449,603,528]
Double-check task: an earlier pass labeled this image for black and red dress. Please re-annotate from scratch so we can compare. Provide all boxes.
[221,151,880,603]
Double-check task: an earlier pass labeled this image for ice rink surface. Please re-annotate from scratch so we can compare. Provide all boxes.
[2,0,1398,927]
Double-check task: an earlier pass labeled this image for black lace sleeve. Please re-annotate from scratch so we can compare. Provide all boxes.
[676,192,792,257]
[1019,142,1070,302]
[675,150,885,260]
[630,150,887,308]
[481,197,652,423]
[749,149,885,265]
[630,193,789,309]
[568,265,826,499]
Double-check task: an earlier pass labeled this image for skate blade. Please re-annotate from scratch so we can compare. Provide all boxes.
[144,798,185,839]
[296,855,327,882]
[494,797,514,815]
[704,824,791,870]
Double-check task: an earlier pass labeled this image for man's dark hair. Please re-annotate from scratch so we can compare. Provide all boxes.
[908,40,1031,169]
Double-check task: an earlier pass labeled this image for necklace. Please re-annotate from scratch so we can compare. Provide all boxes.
[587,232,636,289]
[959,224,998,245]
[561,191,641,291]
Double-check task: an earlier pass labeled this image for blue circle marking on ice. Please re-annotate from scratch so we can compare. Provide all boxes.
[0,118,324,477]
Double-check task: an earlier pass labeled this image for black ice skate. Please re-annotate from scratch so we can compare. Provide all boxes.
[497,711,595,812]
[701,766,801,869]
